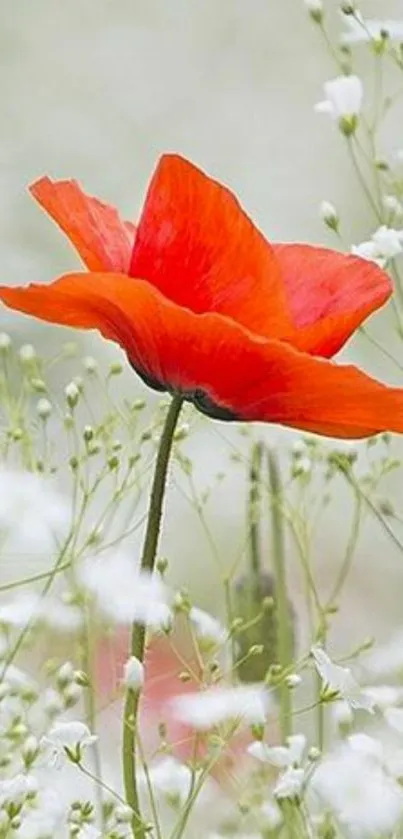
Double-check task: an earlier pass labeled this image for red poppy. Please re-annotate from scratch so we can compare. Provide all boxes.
[0,153,402,438]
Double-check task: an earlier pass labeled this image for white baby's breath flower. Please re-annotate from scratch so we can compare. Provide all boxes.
[249,734,306,768]
[363,631,403,678]
[189,607,227,647]
[82,355,98,374]
[332,699,354,728]
[140,757,192,806]
[0,774,37,809]
[123,655,144,691]
[311,646,375,712]
[18,344,36,364]
[312,738,403,837]
[304,0,323,22]
[274,767,305,800]
[385,707,403,734]
[0,468,70,559]
[42,721,97,767]
[259,800,283,830]
[0,333,11,351]
[383,195,403,218]
[342,15,403,45]
[315,75,363,134]
[78,552,172,629]
[353,226,403,266]
[169,684,271,730]
[320,200,339,230]
[362,685,403,711]
[0,594,40,629]
[36,398,52,420]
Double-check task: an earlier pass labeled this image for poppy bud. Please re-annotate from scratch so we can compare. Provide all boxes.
[232,571,296,683]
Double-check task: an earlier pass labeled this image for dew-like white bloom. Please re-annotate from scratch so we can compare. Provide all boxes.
[363,630,403,677]
[169,683,271,730]
[332,699,354,728]
[78,552,172,629]
[311,646,374,712]
[79,827,102,839]
[304,0,323,12]
[0,332,11,351]
[362,685,403,711]
[123,655,144,691]
[342,15,403,45]
[315,75,363,129]
[0,774,37,809]
[0,594,41,629]
[249,734,306,768]
[320,200,339,228]
[259,800,283,830]
[312,737,403,837]
[18,344,36,363]
[383,195,403,218]
[189,607,227,647]
[274,767,305,800]
[140,757,192,805]
[352,226,403,266]
[0,469,70,558]
[42,721,97,767]
[36,398,52,420]
[385,706,403,734]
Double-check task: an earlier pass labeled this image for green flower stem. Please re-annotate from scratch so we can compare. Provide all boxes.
[249,441,264,577]
[123,395,184,839]
[267,448,292,741]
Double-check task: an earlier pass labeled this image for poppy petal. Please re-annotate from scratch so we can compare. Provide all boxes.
[1,272,402,439]
[273,243,392,357]
[30,177,135,272]
[129,154,291,336]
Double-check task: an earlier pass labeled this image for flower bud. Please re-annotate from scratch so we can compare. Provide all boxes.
[36,398,52,421]
[0,333,12,352]
[64,382,80,409]
[304,0,323,23]
[320,200,339,233]
[123,656,144,692]
[233,572,296,683]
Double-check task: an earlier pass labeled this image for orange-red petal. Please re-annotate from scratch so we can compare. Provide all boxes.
[273,243,392,357]
[129,154,292,337]
[30,177,135,272]
[1,272,402,439]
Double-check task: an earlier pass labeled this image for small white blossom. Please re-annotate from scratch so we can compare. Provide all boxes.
[0,333,11,351]
[0,594,40,629]
[315,75,363,134]
[304,0,323,12]
[18,344,36,363]
[42,722,97,767]
[332,699,354,728]
[311,646,375,712]
[64,381,80,408]
[170,684,271,730]
[141,757,192,806]
[189,607,227,647]
[363,631,403,677]
[274,767,305,800]
[352,226,403,266]
[123,655,144,691]
[312,738,403,837]
[82,355,98,373]
[385,706,403,734]
[79,553,172,629]
[249,734,306,768]
[362,685,403,710]
[0,774,37,809]
[36,398,52,420]
[286,673,302,688]
[383,195,403,218]
[320,200,339,230]
[342,15,403,45]
[0,468,70,558]
[259,800,283,830]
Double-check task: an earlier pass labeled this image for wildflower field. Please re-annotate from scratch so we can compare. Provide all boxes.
[2,2,403,837]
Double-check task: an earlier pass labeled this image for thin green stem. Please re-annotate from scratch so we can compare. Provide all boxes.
[248,441,263,576]
[122,396,183,839]
[267,448,292,741]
